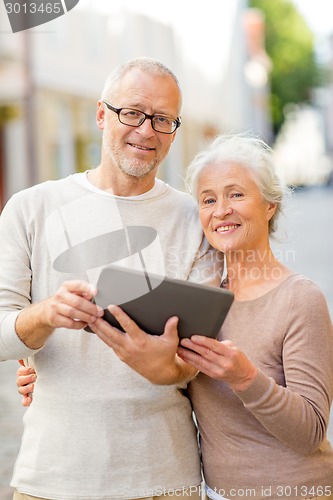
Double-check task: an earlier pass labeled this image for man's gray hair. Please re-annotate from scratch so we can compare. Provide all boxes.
[185,134,290,234]
[101,57,182,109]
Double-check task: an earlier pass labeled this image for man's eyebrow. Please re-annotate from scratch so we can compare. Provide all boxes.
[126,103,174,116]
[122,103,143,110]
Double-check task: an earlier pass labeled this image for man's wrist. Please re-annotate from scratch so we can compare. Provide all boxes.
[153,357,198,386]
[15,304,53,349]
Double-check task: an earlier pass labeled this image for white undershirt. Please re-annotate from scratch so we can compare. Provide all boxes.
[73,171,166,199]
[206,485,229,500]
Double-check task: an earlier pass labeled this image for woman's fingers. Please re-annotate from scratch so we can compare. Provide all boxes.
[16,365,36,407]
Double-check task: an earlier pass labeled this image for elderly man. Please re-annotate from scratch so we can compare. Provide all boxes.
[0,57,222,500]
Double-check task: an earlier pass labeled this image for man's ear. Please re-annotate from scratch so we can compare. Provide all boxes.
[96,100,105,131]
[170,130,177,144]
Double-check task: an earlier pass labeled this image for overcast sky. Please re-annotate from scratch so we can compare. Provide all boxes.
[291,0,333,37]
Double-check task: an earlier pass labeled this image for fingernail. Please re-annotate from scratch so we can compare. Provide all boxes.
[97,306,104,316]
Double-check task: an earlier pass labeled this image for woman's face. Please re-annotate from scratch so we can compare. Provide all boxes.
[197,161,276,255]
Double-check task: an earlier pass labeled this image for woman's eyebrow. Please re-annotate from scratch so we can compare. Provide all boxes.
[199,184,242,195]
[199,189,214,196]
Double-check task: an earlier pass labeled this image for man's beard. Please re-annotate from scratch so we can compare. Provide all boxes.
[117,155,159,178]
[105,141,161,179]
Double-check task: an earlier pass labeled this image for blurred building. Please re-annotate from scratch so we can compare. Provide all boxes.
[0,15,28,208]
[272,26,333,187]
[243,8,272,142]
[0,0,272,210]
[273,104,333,186]
[326,32,333,177]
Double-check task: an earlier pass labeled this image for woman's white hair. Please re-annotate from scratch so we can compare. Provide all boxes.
[185,134,290,234]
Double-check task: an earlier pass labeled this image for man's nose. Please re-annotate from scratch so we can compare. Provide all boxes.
[136,118,155,138]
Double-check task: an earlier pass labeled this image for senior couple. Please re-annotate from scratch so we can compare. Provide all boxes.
[1,57,332,500]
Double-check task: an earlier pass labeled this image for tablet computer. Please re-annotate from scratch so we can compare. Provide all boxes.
[86,266,233,340]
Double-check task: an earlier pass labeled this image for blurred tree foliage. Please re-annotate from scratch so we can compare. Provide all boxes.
[249,0,327,133]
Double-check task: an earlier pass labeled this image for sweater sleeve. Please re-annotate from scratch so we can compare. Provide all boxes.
[236,279,333,455]
[0,194,43,360]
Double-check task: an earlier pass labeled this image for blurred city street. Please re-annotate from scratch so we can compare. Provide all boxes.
[0,184,333,499]
[1,0,333,497]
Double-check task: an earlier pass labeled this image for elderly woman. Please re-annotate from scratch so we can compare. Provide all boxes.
[177,134,333,500]
[17,135,333,500]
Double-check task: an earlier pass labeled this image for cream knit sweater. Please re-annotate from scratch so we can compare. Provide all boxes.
[0,173,222,499]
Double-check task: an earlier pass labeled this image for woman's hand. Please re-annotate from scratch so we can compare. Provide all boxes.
[178,336,258,392]
[89,305,197,385]
[16,364,36,407]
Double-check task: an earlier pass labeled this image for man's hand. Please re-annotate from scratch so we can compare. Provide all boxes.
[16,364,36,407]
[15,280,104,349]
[89,305,197,385]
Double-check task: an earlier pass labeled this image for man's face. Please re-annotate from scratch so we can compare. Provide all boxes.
[97,69,181,179]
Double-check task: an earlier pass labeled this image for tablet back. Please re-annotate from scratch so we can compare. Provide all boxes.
[91,266,233,340]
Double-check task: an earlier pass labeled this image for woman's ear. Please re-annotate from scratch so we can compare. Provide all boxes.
[266,202,277,221]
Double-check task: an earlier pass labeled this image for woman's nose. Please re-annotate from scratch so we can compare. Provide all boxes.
[213,201,233,218]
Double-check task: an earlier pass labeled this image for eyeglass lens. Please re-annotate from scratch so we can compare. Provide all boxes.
[119,109,177,133]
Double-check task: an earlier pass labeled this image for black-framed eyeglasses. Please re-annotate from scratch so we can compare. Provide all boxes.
[103,100,181,134]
